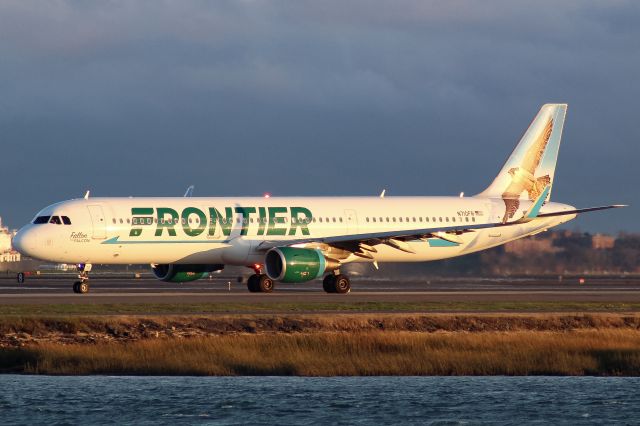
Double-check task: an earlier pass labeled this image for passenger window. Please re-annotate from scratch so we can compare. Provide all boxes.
[465,217,469,222]
[332,218,336,222]
[398,217,403,222]
[120,218,123,224]
[49,216,62,225]
[339,218,343,222]
[366,217,369,222]
[392,217,396,222]
[472,217,476,222]
[372,217,376,222]
[386,217,390,222]
[61,216,72,225]
[127,218,131,224]
[319,217,323,223]
[439,217,442,222]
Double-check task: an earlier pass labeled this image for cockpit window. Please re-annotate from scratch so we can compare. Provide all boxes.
[33,216,51,224]
[61,216,72,225]
[49,216,62,225]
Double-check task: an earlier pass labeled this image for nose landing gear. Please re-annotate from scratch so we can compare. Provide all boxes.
[73,263,92,294]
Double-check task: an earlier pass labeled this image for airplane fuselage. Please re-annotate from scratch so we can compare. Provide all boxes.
[14,196,575,266]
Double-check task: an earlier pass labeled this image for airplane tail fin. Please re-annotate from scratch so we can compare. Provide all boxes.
[477,104,567,222]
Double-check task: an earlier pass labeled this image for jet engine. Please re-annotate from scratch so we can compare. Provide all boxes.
[151,264,224,283]
[265,247,338,283]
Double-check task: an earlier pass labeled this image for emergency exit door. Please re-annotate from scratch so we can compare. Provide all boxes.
[344,209,358,235]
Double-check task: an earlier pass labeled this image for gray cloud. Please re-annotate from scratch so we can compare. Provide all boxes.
[0,0,637,232]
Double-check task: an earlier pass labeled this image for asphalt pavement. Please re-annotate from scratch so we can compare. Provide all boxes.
[1,275,639,305]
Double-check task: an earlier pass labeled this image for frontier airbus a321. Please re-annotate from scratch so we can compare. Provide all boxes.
[13,104,625,294]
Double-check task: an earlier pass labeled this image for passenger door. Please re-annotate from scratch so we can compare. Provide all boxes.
[87,205,107,240]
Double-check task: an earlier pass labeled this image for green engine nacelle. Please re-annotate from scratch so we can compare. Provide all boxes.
[151,264,223,283]
[265,247,332,283]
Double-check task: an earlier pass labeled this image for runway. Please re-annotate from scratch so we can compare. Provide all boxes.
[1,275,640,305]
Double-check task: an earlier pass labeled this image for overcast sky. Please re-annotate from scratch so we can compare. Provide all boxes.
[0,0,637,232]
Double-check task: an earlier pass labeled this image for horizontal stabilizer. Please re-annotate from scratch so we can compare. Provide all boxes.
[537,204,628,218]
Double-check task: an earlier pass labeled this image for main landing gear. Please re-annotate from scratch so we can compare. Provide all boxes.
[73,263,92,294]
[323,272,351,294]
[247,266,275,293]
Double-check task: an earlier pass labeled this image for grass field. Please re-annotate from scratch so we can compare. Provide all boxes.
[1,312,640,375]
[2,330,640,376]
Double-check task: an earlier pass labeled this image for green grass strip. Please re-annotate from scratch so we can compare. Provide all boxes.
[1,301,640,316]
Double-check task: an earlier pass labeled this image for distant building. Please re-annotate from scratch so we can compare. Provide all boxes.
[0,216,21,262]
[503,237,560,255]
[591,233,615,250]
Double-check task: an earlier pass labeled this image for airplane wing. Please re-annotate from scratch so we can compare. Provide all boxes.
[255,204,628,254]
[256,221,500,254]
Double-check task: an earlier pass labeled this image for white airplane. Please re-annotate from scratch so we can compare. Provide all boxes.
[13,104,625,294]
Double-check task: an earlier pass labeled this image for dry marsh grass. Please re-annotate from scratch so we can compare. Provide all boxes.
[3,330,640,376]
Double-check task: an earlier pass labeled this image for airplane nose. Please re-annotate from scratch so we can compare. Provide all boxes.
[12,227,38,257]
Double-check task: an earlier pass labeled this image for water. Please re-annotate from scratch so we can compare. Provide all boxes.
[0,376,639,425]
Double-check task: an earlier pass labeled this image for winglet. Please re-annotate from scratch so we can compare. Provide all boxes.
[184,185,195,197]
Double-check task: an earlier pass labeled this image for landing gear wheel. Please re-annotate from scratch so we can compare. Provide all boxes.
[333,275,351,294]
[73,281,90,294]
[258,275,274,293]
[247,274,261,293]
[247,274,274,293]
[73,264,92,294]
[323,275,336,293]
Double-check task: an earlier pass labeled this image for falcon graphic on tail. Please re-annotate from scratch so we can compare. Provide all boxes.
[476,104,567,223]
[501,117,554,223]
